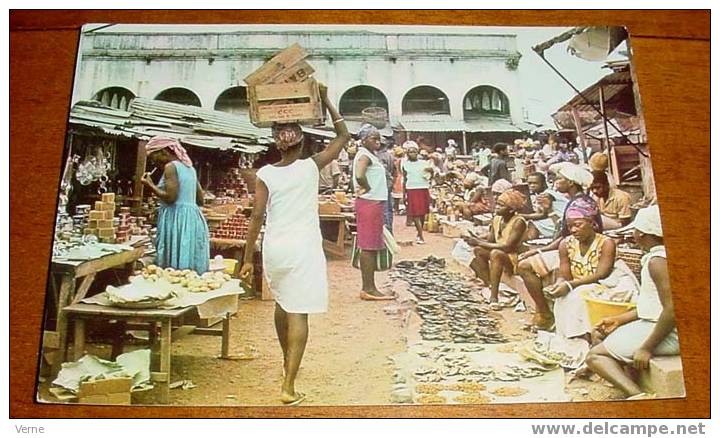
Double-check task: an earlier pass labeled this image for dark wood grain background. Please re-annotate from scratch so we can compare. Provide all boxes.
[9,10,710,418]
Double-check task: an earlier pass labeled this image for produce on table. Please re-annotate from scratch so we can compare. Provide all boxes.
[140,265,232,292]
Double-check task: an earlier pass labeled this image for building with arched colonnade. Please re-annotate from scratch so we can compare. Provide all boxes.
[71,26,530,153]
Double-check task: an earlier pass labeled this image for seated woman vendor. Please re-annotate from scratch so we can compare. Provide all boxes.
[457,172,492,219]
[463,189,527,306]
[520,172,568,240]
[586,205,677,400]
[538,198,638,341]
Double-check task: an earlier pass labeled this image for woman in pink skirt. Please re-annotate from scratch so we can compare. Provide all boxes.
[402,141,434,244]
[353,124,394,301]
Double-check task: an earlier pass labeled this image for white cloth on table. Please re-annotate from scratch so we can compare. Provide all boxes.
[84,279,246,311]
[256,158,328,314]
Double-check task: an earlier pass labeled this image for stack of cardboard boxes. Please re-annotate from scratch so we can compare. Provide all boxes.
[116,206,132,243]
[84,192,116,243]
[78,377,132,405]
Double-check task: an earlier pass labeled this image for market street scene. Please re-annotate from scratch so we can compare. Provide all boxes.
[36,24,685,406]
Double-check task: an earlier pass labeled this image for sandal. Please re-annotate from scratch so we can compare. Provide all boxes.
[281,392,306,406]
[360,291,396,301]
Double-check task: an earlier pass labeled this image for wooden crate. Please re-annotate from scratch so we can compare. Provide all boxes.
[243,43,311,86]
[271,60,315,84]
[247,78,324,127]
[318,201,341,215]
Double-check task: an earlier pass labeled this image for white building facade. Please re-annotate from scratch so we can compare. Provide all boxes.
[72,28,527,150]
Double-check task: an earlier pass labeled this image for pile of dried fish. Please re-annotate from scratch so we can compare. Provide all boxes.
[390,256,507,343]
[410,360,546,383]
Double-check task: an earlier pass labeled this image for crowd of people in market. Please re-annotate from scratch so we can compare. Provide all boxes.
[313,125,676,400]
[141,106,676,403]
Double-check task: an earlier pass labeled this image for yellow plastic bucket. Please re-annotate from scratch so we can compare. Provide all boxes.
[581,290,637,326]
[223,258,239,276]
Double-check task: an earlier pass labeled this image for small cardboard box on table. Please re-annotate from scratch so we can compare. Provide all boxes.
[78,377,132,405]
[244,43,325,128]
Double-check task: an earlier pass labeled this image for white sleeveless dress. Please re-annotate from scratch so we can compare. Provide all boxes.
[256,159,328,313]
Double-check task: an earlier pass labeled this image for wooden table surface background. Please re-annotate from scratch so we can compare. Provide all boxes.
[9,10,710,418]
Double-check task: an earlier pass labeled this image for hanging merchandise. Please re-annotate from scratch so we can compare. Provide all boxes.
[76,144,112,193]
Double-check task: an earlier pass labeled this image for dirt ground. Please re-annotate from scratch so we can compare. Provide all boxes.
[38,214,623,407]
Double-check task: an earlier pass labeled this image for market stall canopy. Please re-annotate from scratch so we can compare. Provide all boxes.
[584,116,641,139]
[552,62,635,131]
[397,114,466,133]
[69,98,273,153]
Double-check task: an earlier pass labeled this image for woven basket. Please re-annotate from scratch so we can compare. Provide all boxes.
[361,107,388,129]
[617,246,643,279]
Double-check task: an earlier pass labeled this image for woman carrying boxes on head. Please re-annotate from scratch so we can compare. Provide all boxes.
[240,85,350,406]
[142,136,210,274]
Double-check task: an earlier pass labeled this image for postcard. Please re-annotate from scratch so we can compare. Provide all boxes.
[36,24,684,408]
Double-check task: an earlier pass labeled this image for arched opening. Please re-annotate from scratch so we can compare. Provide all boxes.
[463,86,510,119]
[401,86,450,115]
[155,87,201,107]
[339,86,389,118]
[93,87,135,111]
[214,86,249,115]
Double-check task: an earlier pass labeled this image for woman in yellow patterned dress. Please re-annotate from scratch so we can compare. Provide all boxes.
[544,197,639,341]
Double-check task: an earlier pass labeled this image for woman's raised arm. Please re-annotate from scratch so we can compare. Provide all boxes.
[313,84,351,170]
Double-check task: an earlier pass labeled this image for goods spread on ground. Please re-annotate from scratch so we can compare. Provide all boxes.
[389,256,507,344]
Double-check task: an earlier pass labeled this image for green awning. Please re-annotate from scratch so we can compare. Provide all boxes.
[397,115,465,133]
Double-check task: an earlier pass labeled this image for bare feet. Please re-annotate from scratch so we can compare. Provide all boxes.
[532,312,555,331]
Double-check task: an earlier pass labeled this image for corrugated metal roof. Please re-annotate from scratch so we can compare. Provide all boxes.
[556,70,632,112]
[584,117,641,138]
[464,117,523,133]
[397,115,465,132]
[301,126,336,139]
[130,98,272,143]
[69,99,273,154]
[302,121,393,137]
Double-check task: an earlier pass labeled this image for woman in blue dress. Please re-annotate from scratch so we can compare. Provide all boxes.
[142,136,210,273]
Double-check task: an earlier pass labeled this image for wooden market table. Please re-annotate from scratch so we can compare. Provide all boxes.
[319,213,351,258]
[63,301,234,404]
[46,246,145,374]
